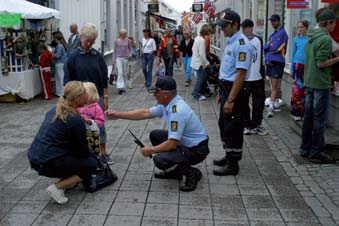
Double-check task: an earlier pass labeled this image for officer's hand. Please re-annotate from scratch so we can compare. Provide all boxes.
[223,102,234,115]
[105,110,118,120]
[216,95,221,104]
[140,146,152,157]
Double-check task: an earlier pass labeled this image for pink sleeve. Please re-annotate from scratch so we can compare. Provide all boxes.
[93,103,105,127]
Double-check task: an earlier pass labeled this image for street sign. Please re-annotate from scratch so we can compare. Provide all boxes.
[192,4,203,12]
[148,3,159,13]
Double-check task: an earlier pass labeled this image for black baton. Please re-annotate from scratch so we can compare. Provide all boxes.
[128,129,152,158]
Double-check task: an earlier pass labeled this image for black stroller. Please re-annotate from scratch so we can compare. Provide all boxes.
[201,53,220,95]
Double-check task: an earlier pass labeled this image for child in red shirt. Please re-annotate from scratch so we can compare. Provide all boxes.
[39,44,53,100]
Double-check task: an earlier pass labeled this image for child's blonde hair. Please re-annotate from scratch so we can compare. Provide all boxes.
[83,82,99,103]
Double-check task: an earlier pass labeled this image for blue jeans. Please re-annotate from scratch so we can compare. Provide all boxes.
[299,87,330,157]
[163,56,175,76]
[192,66,205,99]
[182,56,192,81]
[142,53,154,87]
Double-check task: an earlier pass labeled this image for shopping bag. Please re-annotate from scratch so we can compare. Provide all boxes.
[85,156,118,193]
[109,65,117,85]
[86,121,100,155]
[156,60,165,76]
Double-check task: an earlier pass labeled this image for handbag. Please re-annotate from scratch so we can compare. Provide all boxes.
[85,156,118,193]
[85,120,100,155]
[109,65,117,85]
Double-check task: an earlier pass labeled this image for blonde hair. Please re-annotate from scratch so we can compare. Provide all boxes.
[119,28,127,38]
[80,23,98,40]
[83,82,99,103]
[53,81,85,122]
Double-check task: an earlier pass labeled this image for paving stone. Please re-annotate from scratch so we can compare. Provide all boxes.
[104,215,141,226]
[280,209,319,223]
[179,205,213,220]
[147,191,179,204]
[178,218,214,226]
[242,196,276,209]
[75,201,112,215]
[318,217,338,226]
[144,203,178,218]
[9,201,48,214]
[180,194,211,207]
[273,196,309,209]
[238,184,270,196]
[141,217,177,226]
[267,185,300,196]
[0,188,30,201]
[109,202,145,216]
[213,207,248,221]
[150,180,179,192]
[210,184,240,196]
[246,208,283,222]
[82,190,117,202]
[115,191,147,203]
[119,180,151,191]
[250,222,287,226]
[0,214,38,226]
[214,221,249,226]
[31,213,73,226]
[42,200,81,215]
[68,215,106,226]
[296,184,309,191]
[211,195,244,208]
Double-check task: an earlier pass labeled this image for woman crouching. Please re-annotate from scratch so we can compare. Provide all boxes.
[27,81,97,204]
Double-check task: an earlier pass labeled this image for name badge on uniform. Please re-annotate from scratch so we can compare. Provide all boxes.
[171,121,178,131]
[172,105,177,113]
[238,52,246,62]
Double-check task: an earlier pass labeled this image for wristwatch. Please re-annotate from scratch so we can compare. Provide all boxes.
[227,99,234,103]
[151,147,155,155]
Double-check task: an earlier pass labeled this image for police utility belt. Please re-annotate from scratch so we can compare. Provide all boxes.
[189,139,208,150]
[219,80,233,93]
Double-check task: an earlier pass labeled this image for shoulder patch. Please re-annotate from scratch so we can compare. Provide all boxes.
[171,121,178,131]
[238,52,246,62]
[172,105,177,113]
[239,38,245,45]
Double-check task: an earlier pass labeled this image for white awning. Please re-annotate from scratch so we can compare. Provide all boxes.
[0,0,60,20]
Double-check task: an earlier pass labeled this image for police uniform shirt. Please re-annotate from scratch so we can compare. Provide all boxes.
[219,31,254,82]
[150,95,208,147]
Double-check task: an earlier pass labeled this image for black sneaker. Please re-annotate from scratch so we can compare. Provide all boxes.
[309,152,336,164]
[213,163,239,176]
[180,170,202,192]
[154,171,182,180]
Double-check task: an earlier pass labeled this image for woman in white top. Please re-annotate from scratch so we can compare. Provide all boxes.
[191,24,210,101]
[141,29,157,92]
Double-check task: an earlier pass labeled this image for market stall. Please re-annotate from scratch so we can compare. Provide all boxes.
[0,0,60,101]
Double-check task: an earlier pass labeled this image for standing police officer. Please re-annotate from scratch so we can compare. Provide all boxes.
[105,76,209,191]
[213,10,254,176]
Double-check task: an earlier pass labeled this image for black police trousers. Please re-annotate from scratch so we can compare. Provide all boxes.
[219,81,246,162]
[150,130,209,176]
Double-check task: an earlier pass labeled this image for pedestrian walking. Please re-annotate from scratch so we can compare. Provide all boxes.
[105,76,210,192]
[191,24,210,101]
[67,23,80,56]
[64,23,112,164]
[53,33,67,97]
[290,20,309,121]
[157,28,180,77]
[213,10,254,176]
[264,14,289,117]
[241,19,268,136]
[112,29,132,95]
[38,43,53,100]
[141,29,157,92]
[299,9,339,164]
[178,30,194,87]
[27,81,98,204]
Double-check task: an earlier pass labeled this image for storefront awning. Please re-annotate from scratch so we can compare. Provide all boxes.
[149,12,177,26]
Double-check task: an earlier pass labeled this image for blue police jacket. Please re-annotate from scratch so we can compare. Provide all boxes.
[219,31,254,82]
[150,95,208,147]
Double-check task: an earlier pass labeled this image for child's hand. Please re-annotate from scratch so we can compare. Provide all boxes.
[105,110,118,120]
[85,119,93,125]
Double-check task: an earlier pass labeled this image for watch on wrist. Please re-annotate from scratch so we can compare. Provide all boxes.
[227,99,234,103]
[151,148,155,155]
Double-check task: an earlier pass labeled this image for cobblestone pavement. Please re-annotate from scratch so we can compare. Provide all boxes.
[0,66,338,226]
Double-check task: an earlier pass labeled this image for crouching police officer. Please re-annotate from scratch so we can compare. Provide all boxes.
[213,10,254,176]
[105,76,209,191]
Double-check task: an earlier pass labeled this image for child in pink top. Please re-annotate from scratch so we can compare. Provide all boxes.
[77,82,104,154]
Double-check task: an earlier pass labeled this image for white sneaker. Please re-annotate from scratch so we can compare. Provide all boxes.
[198,96,206,101]
[243,127,251,135]
[45,184,68,204]
[273,101,281,111]
[293,116,302,121]
[267,108,274,118]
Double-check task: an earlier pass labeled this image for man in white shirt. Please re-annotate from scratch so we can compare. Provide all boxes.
[241,19,268,136]
[141,29,157,92]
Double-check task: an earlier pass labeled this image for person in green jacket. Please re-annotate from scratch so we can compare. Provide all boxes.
[299,9,339,163]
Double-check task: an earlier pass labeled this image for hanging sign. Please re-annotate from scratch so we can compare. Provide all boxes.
[0,14,22,27]
[287,0,310,8]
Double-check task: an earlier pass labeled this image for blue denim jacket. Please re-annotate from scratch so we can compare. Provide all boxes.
[53,44,66,64]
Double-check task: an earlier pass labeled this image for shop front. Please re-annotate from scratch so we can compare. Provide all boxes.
[0,0,60,102]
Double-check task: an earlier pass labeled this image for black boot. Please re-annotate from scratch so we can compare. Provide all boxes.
[213,161,239,176]
[154,171,182,180]
[180,168,202,192]
[213,156,229,166]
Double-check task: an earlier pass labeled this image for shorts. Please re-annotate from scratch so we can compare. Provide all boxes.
[266,61,285,79]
